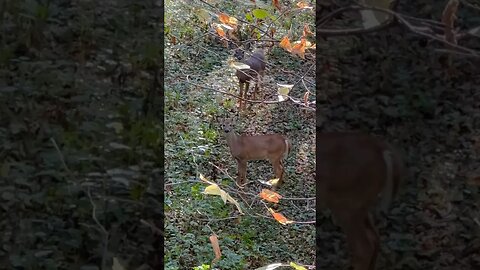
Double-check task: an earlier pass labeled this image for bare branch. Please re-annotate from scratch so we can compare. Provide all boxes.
[461,0,480,12]
[317,5,480,57]
[184,76,316,110]
[87,189,110,269]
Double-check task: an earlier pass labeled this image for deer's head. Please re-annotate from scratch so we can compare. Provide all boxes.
[221,118,234,134]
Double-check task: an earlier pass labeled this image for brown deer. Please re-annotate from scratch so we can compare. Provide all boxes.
[317,132,406,270]
[234,48,266,110]
[221,118,290,187]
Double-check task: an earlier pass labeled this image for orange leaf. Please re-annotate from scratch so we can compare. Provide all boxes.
[215,26,226,38]
[303,24,313,37]
[291,38,306,59]
[273,0,282,11]
[296,1,312,9]
[268,208,293,225]
[279,36,291,52]
[218,13,238,27]
[259,189,283,203]
[209,234,222,264]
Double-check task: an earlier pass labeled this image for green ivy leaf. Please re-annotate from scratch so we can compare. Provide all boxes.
[252,9,269,19]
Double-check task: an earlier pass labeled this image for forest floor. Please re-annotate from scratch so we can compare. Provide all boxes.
[164,1,316,269]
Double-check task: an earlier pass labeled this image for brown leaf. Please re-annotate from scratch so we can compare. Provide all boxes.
[303,91,310,105]
[209,234,222,264]
[170,35,176,45]
[303,24,313,37]
[273,0,282,11]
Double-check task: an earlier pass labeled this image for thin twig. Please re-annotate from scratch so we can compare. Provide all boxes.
[140,219,163,236]
[461,0,480,12]
[185,76,315,110]
[50,137,71,174]
[291,63,315,94]
[166,179,203,186]
[434,48,480,58]
[87,189,109,269]
[293,220,316,224]
[198,215,240,222]
[282,196,316,201]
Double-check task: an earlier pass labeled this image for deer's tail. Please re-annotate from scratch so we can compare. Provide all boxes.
[379,147,403,214]
[379,150,394,213]
[283,139,291,160]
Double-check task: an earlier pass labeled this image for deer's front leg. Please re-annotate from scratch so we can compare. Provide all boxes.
[334,209,377,270]
[271,158,284,189]
[243,82,250,110]
[236,158,247,186]
[238,82,244,109]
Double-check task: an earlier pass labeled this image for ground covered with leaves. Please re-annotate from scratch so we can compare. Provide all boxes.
[1,1,162,269]
[316,1,480,269]
[165,1,315,269]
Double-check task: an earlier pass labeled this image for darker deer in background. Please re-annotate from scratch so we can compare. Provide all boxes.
[317,132,406,270]
[234,48,266,110]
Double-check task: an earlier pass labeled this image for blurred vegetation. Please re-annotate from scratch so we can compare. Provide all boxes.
[0,0,162,269]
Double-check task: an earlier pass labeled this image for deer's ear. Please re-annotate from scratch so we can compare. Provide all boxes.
[233,112,240,122]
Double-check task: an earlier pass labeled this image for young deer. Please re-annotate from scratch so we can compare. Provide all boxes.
[317,132,406,270]
[234,48,266,110]
[221,118,290,187]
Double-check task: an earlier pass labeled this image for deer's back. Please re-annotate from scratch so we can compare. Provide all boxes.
[245,50,265,72]
[231,134,286,160]
[236,50,265,83]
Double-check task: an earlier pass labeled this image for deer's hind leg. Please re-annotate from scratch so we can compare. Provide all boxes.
[236,158,247,186]
[253,71,263,101]
[243,81,250,110]
[334,208,378,270]
[365,213,380,270]
[238,82,244,109]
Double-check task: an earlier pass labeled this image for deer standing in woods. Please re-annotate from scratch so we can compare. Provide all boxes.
[221,118,290,187]
[234,48,266,110]
[317,132,406,270]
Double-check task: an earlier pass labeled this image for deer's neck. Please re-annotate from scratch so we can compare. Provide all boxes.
[225,131,240,147]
